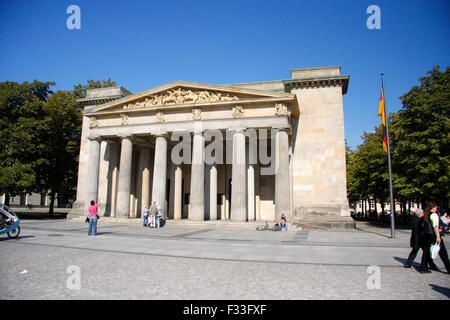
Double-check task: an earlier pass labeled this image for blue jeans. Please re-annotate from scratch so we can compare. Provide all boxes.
[143,215,148,226]
[155,216,160,228]
[88,215,98,235]
[279,222,287,230]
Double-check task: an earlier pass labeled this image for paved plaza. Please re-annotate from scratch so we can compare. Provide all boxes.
[1,219,449,300]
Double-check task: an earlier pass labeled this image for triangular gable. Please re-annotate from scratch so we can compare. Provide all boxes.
[86,81,296,114]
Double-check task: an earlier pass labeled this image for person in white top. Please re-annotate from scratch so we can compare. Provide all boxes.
[427,202,450,274]
[155,203,162,228]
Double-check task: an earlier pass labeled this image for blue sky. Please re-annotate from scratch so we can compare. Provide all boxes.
[0,0,448,150]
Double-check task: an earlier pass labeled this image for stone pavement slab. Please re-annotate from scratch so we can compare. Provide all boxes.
[6,219,449,269]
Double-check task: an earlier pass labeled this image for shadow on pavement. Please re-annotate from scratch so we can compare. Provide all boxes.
[429,284,450,298]
[393,256,421,269]
[355,228,390,238]
[16,212,68,220]
[0,235,35,241]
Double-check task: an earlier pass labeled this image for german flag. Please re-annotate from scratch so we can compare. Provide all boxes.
[377,89,387,152]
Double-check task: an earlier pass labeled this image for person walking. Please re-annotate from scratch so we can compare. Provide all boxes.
[87,200,99,236]
[142,205,150,227]
[404,209,424,269]
[427,202,450,274]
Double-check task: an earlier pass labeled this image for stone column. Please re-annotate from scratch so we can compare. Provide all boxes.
[140,146,151,215]
[152,133,168,218]
[247,143,256,221]
[231,128,247,221]
[173,164,183,220]
[209,163,218,220]
[189,131,205,221]
[275,129,290,222]
[106,141,119,217]
[116,137,133,218]
[84,138,101,215]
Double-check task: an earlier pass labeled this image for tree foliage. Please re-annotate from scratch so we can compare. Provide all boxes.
[0,79,115,212]
[73,79,116,99]
[0,80,54,197]
[391,66,449,207]
[347,66,450,210]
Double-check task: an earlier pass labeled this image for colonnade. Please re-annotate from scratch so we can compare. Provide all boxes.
[85,128,291,222]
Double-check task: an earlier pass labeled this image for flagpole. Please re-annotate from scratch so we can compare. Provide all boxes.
[381,74,396,238]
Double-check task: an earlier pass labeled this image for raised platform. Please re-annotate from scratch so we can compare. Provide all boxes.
[70,216,286,230]
[69,215,356,231]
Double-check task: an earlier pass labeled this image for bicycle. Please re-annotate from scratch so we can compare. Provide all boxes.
[256,221,281,231]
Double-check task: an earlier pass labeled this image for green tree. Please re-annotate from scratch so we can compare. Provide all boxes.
[0,80,54,203]
[391,66,450,208]
[37,91,82,215]
[73,79,116,99]
[347,126,390,215]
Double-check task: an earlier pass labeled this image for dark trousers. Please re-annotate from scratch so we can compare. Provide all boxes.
[429,237,450,272]
[405,247,434,268]
[405,247,420,267]
[420,236,433,271]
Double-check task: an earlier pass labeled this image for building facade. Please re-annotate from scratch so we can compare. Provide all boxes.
[69,66,353,228]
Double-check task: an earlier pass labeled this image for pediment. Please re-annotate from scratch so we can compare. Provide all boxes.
[85,81,296,115]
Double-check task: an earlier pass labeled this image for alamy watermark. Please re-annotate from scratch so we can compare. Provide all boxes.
[366,265,381,289]
[66,5,81,30]
[366,5,381,30]
[66,265,81,290]
[168,128,281,176]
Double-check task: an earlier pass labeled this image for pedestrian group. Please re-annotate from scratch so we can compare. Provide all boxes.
[404,202,450,274]
[86,199,164,236]
[142,201,162,228]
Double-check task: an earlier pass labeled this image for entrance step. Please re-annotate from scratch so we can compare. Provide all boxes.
[69,216,280,230]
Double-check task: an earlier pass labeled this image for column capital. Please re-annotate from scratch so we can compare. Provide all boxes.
[117,134,133,140]
[273,127,291,134]
[151,131,170,139]
[88,135,103,142]
[232,127,246,134]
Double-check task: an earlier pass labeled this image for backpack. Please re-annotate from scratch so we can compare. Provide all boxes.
[420,218,435,236]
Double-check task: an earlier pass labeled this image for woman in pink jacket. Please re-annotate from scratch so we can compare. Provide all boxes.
[87,200,99,236]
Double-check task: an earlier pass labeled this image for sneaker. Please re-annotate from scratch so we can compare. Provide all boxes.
[403,264,412,269]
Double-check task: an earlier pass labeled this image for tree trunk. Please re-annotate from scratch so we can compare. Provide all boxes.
[4,193,10,206]
[48,192,55,217]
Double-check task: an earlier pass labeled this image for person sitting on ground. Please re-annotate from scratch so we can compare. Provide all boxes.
[279,213,288,231]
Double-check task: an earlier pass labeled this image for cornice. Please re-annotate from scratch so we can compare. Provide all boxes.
[283,75,350,95]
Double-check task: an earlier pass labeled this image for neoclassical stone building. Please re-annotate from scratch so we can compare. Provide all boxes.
[70,66,353,228]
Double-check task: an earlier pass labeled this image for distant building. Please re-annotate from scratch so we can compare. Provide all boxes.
[2,192,60,207]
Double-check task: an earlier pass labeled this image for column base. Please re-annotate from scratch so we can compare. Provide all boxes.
[67,200,85,218]
[292,206,355,229]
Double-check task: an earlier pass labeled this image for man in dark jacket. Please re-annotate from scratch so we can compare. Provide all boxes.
[403,209,436,270]
[404,209,423,268]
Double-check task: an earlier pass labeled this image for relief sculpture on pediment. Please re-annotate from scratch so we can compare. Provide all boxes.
[275,103,289,117]
[122,88,239,110]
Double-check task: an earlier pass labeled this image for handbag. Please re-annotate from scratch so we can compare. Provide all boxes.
[96,214,100,220]
[85,217,89,223]
[430,242,440,259]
